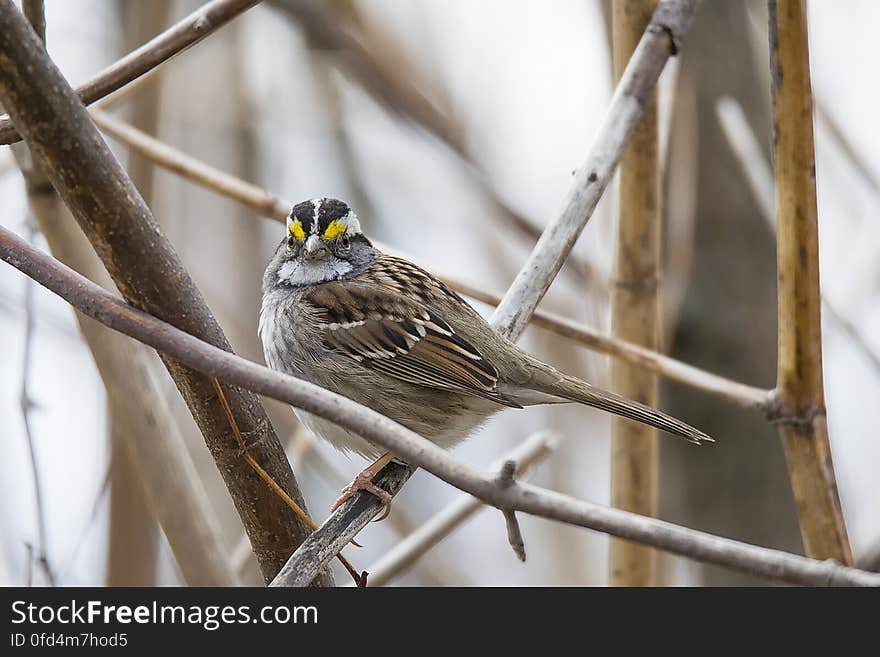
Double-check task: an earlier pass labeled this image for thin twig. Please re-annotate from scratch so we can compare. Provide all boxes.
[821,298,880,375]
[58,466,110,582]
[4,227,879,586]
[0,0,262,145]
[814,99,880,200]
[92,110,768,410]
[497,461,526,562]
[361,432,556,587]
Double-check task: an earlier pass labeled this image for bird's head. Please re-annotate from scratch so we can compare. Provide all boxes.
[267,197,374,288]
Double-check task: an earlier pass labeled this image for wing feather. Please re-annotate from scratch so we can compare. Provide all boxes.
[303,260,520,408]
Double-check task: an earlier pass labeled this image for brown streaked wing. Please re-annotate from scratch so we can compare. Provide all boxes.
[303,276,521,408]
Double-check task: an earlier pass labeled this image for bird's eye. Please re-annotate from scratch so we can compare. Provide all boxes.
[287,236,298,251]
[336,234,351,254]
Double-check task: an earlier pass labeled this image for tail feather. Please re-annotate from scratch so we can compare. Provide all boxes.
[537,372,712,445]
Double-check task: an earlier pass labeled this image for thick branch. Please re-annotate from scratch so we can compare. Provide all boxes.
[2,227,877,587]
[0,0,261,145]
[0,1,326,584]
[609,0,661,587]
[769,0,851,563]
[490,0,698,339]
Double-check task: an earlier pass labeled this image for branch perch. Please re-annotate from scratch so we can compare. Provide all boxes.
[1,226,878,587]
[275,0,699,583]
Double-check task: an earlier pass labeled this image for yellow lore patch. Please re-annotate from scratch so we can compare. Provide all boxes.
[323,220,348,240]
[288,219,306,240]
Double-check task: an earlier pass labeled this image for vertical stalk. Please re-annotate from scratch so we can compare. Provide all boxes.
[107,410,159,586]
[769,0,851,563]
[117,0,171,206]
[105,0,170,586]
[609,0,660,586]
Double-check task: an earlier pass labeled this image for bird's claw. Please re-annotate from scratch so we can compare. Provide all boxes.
[332,471,393,520]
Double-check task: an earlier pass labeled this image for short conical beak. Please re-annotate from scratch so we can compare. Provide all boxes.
[303,234,327,260]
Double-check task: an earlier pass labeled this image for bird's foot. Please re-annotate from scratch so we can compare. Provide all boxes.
[331,452,396,520]
[331,471,393,517]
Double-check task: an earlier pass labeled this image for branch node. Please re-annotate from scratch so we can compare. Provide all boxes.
[498,459,517,486]
[649,0,697,56]
[764,390,825,429]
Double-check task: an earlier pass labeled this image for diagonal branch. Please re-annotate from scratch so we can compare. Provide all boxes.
[0,0,262,145]
[490,0,698,340]
[0,1,326,584]
[1,225,878,587]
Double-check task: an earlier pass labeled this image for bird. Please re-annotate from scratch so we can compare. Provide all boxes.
[260,197,711,510]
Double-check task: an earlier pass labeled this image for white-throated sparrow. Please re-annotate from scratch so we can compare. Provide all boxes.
[260,198,711,507]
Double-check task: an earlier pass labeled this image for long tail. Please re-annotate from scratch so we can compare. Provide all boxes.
[534,371,713,445]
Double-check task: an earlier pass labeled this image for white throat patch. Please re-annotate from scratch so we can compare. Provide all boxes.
[278,258,353,286]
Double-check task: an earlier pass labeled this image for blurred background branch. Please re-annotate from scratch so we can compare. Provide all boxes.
[609,0,662,587]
